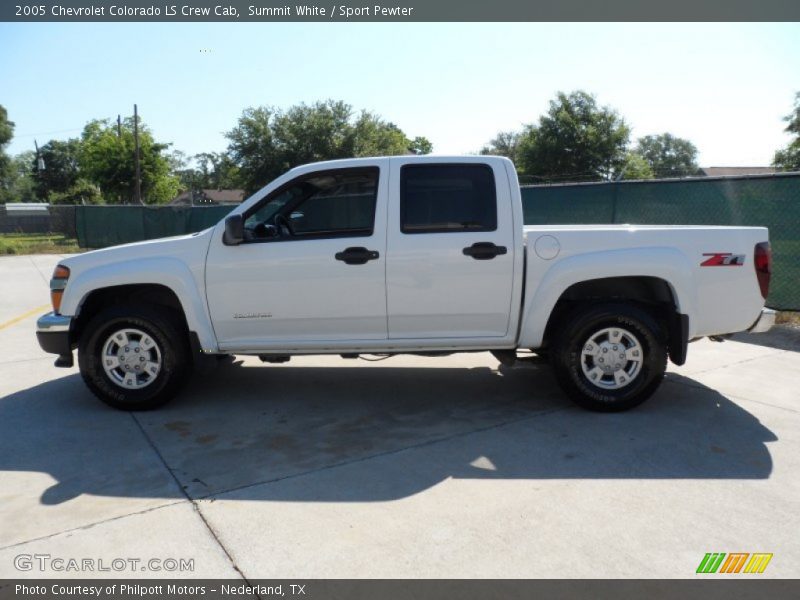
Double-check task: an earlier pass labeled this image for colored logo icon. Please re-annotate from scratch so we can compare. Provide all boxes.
[696,553,773,574]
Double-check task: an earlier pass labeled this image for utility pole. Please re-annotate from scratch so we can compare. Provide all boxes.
[34,139,45,202]
[34,139,45,171]
[133,104,143,205]
[116,115,123,204]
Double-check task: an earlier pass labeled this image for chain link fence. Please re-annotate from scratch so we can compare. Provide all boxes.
[521,172,800,310]
[0,205,78,237]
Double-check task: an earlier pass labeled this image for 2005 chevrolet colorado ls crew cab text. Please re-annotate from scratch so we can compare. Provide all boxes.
[36,156,775,411]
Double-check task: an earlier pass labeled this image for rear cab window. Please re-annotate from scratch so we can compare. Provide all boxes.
[400,164,497,234]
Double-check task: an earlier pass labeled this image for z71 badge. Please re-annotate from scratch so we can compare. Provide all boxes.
[701,253,745,266]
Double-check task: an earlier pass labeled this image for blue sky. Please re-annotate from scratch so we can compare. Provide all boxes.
[1,22,799,166]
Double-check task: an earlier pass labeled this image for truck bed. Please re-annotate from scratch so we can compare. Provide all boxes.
[519,224,768,346]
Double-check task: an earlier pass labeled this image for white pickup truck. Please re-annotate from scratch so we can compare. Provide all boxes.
[36,156,775,412]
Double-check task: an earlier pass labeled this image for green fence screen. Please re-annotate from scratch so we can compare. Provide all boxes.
[76,205,235,249]
[521,173,800,310]
[75,173,799,310]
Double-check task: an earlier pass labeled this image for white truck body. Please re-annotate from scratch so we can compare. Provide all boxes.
[37,155,774,411]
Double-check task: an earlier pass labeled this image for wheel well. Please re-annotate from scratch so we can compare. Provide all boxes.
[72,284,189,344]
[543,276,685,362]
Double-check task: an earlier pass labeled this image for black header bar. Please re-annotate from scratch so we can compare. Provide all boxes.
[3,0,800,22]
[2,580,800,600]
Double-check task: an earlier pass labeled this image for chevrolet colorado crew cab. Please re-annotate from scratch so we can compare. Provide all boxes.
[36,156,775,412]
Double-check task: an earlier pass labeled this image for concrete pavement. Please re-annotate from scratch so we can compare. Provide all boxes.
[0,254,798,578]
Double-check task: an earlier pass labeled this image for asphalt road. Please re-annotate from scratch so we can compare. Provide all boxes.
[1,254,798,579]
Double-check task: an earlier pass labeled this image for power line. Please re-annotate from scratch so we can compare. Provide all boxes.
[13,127,84,138]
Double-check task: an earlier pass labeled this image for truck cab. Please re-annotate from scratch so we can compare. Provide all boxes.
[207,156,523,351]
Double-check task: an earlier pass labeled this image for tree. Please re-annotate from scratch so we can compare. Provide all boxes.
[48,178,103,205]
[0,105,15,202]
[226,100,427,194]
[480,130,523,164]
[79,117,179,204]
[2,152,37,203]
[200,152,240,189]
[515,91,630,181]
[225,106,281,195]
[773,92,800,171]
[174,151,242,193]
[349,112,411,157]
[168,150,199,192]
[32,139,82,200]
[634,133,698,178]
[618,152,655,180]
[409,136,433,155]
[194,152,240,189]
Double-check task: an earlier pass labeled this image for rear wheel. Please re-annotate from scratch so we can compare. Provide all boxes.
[551,303,667,412]
[78,304,190,410]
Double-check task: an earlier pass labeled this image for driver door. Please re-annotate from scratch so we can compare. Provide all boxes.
[205,164,388,350]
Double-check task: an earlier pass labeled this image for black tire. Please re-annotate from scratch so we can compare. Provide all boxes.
[551,302,667,412]
[78,304,190,410]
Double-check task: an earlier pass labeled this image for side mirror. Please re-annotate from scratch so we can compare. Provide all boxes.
[223,214,244,246]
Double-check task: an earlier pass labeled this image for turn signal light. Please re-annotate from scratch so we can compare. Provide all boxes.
[51,290,63,313]
[50,265,70,313]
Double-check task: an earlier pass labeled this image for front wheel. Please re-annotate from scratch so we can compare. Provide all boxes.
[551,303,667,412]
[78,304,190,410]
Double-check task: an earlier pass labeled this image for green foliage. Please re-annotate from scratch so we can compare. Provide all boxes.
[0,105,12,147]
[409,136,433,155]
[634,133,699,178]
[2,109,178,205]
[480,131,522,164]
[350,112,410,156]
[79,118,179,204]
[618,152,655,180]
[32,138,82,200]
[773,145,800,171]
[175,151,242,193]
[0,105,15,203]
[226,100,424,194]
[773,92,800,171]
[195,152,240,189]
[515,91,630,182]
[2,152,37,203]
[779,92,800,138]
[225,106,278,195]
[11,139,105,204]
[166,149,190,174]
[49,179,103,205]
[5,101,427,204]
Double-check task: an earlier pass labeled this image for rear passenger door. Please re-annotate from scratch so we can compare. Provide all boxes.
[386,160,516,339]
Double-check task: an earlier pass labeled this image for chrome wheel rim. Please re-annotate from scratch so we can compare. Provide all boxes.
[580,327,643,390]
[101,328,162,389]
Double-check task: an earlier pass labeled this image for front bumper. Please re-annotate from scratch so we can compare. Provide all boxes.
[36,312,74,366]
[748,308,777,334]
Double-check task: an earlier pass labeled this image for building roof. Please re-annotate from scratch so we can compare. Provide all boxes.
[699,167,777,177]
[3,203,49,215]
